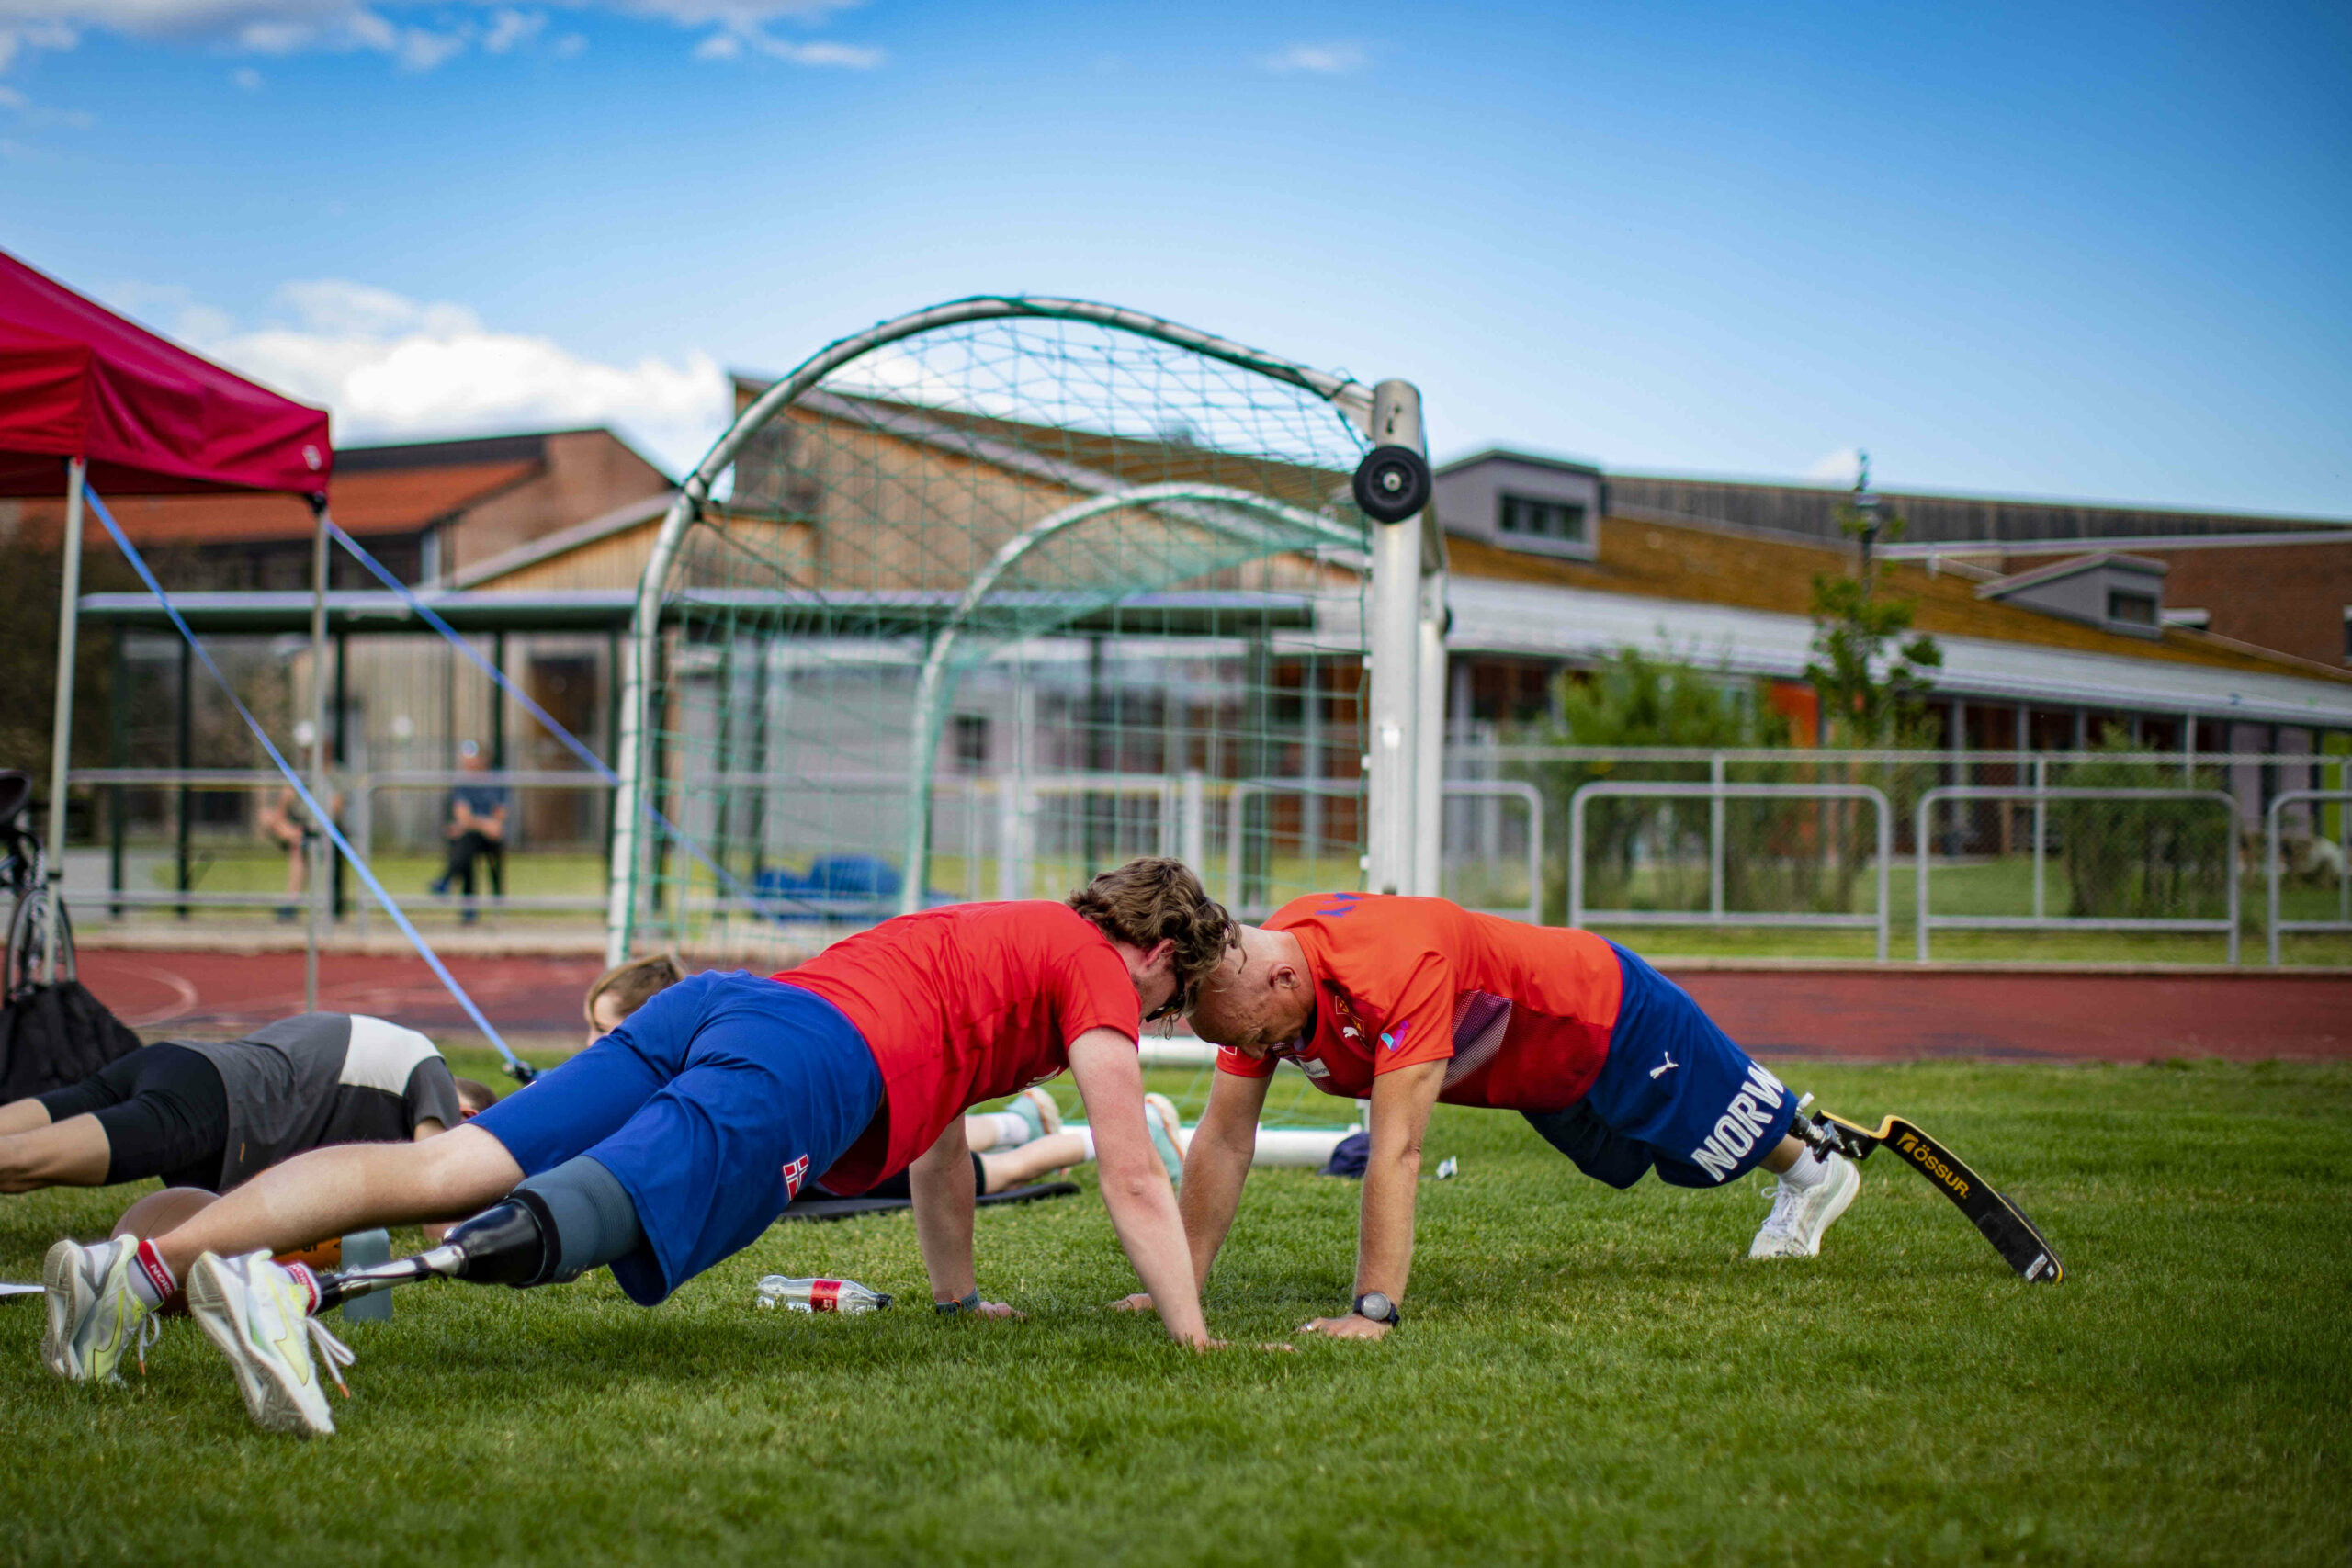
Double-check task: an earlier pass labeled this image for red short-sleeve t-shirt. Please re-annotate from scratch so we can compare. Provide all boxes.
[1215,893,1623,1113]
[778,901,1140,1193]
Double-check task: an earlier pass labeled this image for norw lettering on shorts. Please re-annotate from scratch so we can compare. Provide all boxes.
[1687,1062,1788,1182]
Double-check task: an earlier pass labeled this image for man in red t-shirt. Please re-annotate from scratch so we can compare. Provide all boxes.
[47,860,1238,1436]
[1135,893,1860,1341]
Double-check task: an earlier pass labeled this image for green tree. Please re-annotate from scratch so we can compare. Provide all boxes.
[1805,463,1941,746]
[1518,646,1791,920]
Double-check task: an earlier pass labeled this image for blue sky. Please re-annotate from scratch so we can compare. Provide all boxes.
[3,0,2346,516]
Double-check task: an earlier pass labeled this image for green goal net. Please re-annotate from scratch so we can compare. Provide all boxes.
[617,303,1379,1120]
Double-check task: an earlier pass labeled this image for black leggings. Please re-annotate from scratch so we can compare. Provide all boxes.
[35,1043,229,1190]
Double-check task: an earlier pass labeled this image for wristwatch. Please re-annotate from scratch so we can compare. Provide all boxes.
[1351,1291,1401,1326]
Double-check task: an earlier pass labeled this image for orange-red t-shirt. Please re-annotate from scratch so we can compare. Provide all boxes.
[778,901,1140,1193]
[1215,893,1622,1112]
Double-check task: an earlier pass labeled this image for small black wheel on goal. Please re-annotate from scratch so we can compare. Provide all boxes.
[1352,445,1432,524]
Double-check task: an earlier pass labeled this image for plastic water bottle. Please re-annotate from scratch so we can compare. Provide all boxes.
[755,1275,892,1314]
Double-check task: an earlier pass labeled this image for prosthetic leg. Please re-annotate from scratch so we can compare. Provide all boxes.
[1786,1094,2064,1283]
[306,1156,644,1313]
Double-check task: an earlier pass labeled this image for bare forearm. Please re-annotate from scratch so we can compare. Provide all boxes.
[909,1146,978,1302]
[1177,1131,1253,1286]
[1355,1060,1444,1303]
[1100,1156,1208,1345]
[1354,1140,1422,1299]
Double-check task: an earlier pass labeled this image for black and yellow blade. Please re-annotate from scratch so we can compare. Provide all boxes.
[1817,1111,2065,1284]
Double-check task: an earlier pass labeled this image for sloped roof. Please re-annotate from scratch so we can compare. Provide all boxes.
[20,457,539,546]
[1444,518,2351,684]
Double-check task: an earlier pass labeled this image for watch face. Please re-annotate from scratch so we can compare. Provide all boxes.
[1356,1292,1393,1323]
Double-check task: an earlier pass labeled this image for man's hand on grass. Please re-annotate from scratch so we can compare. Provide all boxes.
[1297,1314,1390,1342]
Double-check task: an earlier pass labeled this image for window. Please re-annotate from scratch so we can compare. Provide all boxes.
[1498,493,1587,543]
[952,714,989,773]
[2107,589,2157,626]
[2343,609,2351,663]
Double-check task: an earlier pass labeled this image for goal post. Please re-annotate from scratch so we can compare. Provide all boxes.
[604,297,1442,966]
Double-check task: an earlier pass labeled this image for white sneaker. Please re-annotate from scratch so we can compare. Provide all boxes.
[1749,1154,1860,1259]
[41,1237,161,1383]
[1011,1086,1063,1143]
[187,1250,355,1438]
[1142,1093,1187,1186]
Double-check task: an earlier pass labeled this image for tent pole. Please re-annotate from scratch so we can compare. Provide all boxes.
[305,496,330,1011]
[42,457,86,986]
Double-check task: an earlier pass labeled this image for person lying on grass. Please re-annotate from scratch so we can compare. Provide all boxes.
[1,1011,495,1205]
[1117,893,1859,1340]
[41,857,1236,1436]
[596,953,1189,1202]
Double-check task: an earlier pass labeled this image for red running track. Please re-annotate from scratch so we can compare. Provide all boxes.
[79,948,606,1039]
[75,947,2350,1062]
[1675,969,2349,1062]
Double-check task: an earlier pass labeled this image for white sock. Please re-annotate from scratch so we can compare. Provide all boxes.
[976,1111,1033,1148]
[128,1239,175,1310]
[1074,1126,1096,1161]
[1777,1148,1827,1190]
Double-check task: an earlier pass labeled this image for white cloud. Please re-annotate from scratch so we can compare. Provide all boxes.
[480,6,538,51]
[230,61,258,84]
[0,0,874,73]
[164,278,729,476]
[1259,42,1366,74]
[689,17,876,65]
[1804,446,1865,485]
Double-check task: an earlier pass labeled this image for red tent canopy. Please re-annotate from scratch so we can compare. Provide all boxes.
[0,247,332,498]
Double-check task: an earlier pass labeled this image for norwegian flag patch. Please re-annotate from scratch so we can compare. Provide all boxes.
[782,1154,810,1199]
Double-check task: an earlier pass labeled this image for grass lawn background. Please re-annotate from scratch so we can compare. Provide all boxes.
[4,1058,2347,1566]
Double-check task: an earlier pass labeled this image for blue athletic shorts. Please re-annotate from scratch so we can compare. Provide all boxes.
[469,971,883,1304]
[1521,943,1793,1190]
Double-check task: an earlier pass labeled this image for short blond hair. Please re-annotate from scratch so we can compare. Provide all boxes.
[584,953,685,1028]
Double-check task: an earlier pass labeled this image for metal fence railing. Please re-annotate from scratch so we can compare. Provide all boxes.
[1915,786,2241,963]
[1569,780,1893,959]
[58,744,2352,964]
[1439,779,1544,924]
[2268,790,2352,965]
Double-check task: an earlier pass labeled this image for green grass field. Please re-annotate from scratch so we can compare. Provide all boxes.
[5,1057,2347,1566]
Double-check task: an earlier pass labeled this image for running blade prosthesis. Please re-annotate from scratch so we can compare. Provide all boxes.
[1788,1096,2064,1283]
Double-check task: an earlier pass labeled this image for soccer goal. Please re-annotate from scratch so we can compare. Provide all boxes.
[605,298,1441,972]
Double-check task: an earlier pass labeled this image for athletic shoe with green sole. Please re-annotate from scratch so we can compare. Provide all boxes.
[188,1249,355,1438]
[41,1237,160,1383]
[1142,1092,1187,1187]
[1010,1085,1063,1143]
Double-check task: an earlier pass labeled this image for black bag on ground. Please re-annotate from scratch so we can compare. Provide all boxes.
[0,981,142,1101]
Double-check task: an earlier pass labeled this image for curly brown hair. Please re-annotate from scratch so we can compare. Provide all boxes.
[1067,857,1236,1017]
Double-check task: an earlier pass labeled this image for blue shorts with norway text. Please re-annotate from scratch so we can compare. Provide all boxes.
[1520,943,1792,1190]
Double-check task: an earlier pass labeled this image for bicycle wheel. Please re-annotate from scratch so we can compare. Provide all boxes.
[6,887,64,997]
